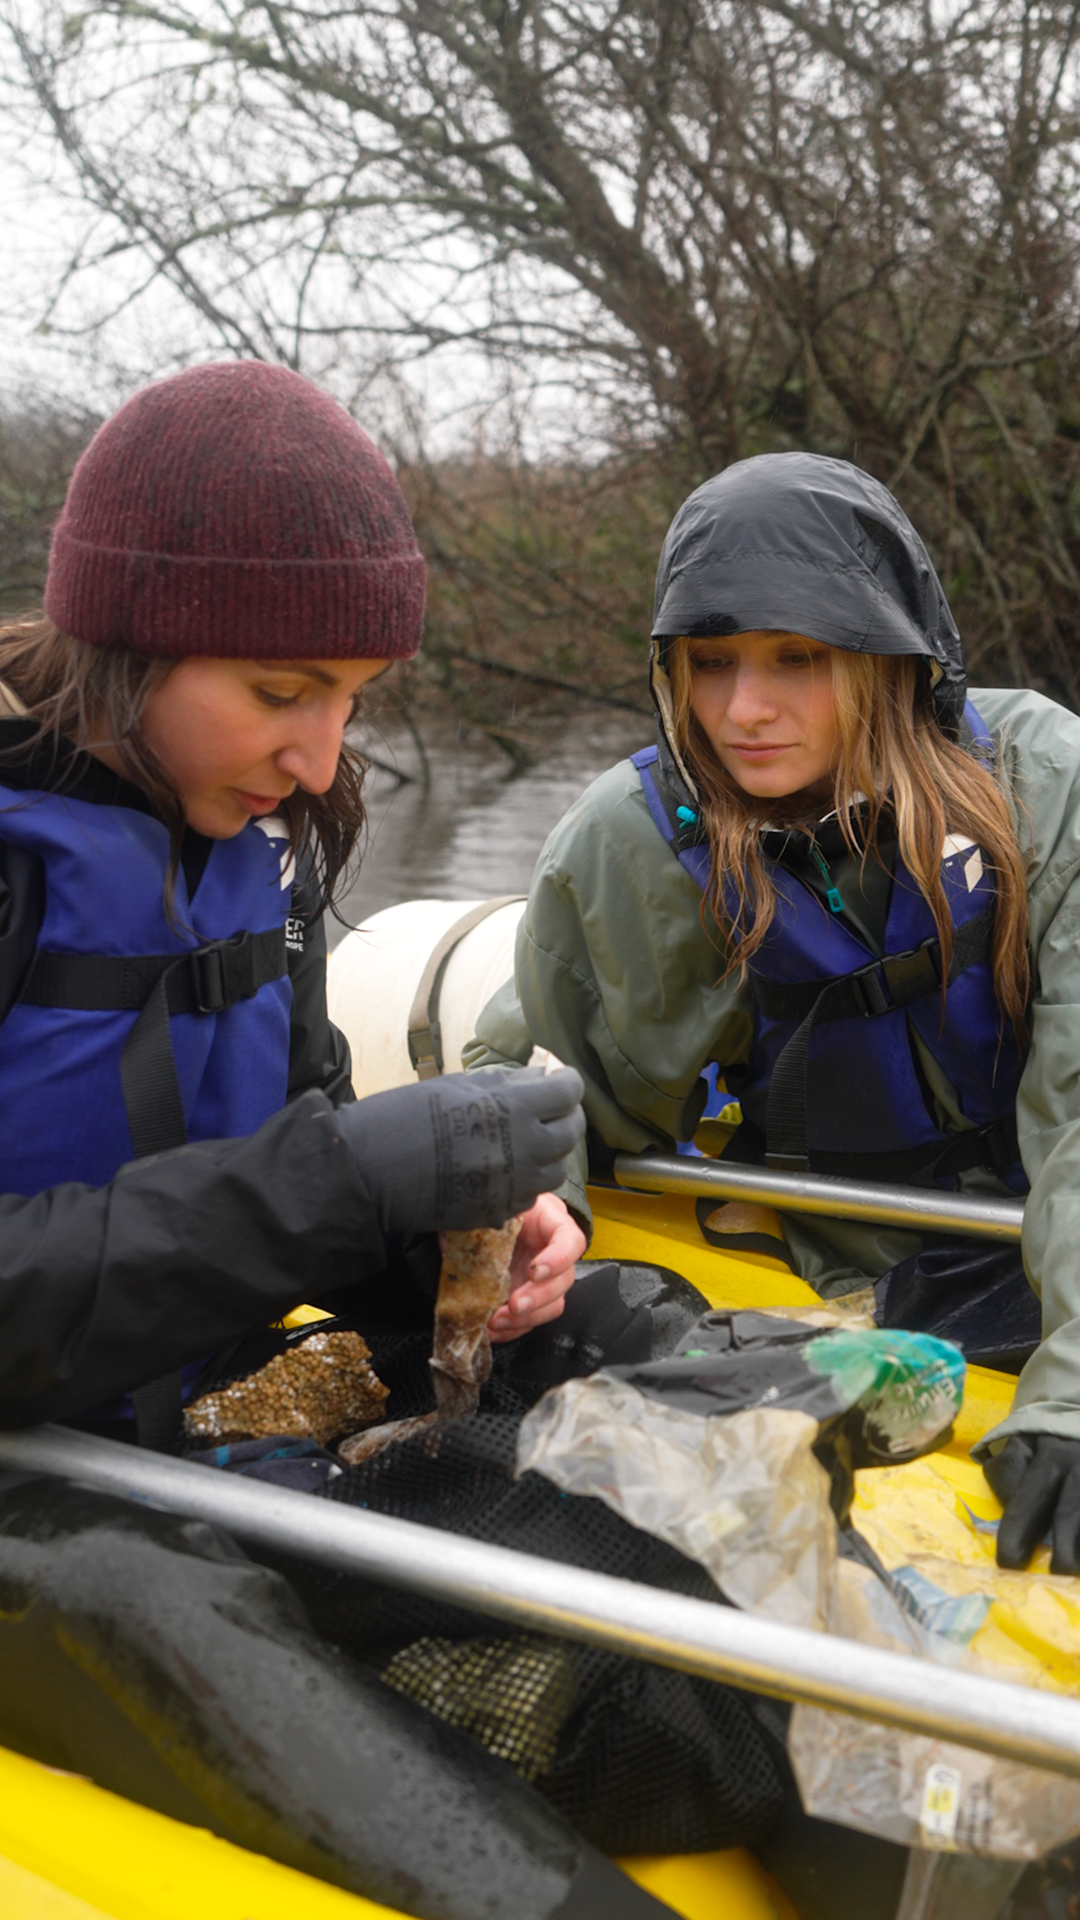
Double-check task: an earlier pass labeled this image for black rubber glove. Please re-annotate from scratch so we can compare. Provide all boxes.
[336,1066,586,1235]
[984,1432,1080,1574]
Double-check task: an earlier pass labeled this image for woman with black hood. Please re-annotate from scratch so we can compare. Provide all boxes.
[468,450,1080,1581]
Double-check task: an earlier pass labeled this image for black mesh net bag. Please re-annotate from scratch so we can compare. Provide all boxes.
[244,1263,789,1857]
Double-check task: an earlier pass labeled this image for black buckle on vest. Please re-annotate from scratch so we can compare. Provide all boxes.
[849,940,942,1018]
[190,943,228,1014]
[188,932,262,1014]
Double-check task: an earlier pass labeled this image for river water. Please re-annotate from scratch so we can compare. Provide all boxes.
[328,710,651,947]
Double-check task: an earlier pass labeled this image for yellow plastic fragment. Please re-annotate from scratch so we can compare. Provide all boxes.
[279,1303,336,1329]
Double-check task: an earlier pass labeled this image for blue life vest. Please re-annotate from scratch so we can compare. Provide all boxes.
[0,784,293,1197]
[632,703,1026,1188]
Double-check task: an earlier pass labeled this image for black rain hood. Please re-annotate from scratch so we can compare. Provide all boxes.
[650,453,966,744]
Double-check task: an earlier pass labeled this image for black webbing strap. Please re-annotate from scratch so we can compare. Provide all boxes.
[120,969,189,1160]
[21,926,287,1450]
[722,1108,1021,1187]
[130,1370,185,1455]
[22,926,287,1018]
[930,1111,1020,1181]
[761,907,994,1171]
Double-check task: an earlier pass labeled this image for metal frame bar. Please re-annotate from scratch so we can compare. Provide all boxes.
[2,1425,1078,1779]
[612,1152,1025,1242]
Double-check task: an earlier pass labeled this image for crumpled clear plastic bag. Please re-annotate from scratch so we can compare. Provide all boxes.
[519,1378,836,1626]
[788,1707,1080,1859]
[516,1310,1080,1860]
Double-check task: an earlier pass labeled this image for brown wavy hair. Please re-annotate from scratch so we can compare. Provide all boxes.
[0,616,368,919]
[667,638,1030,1032]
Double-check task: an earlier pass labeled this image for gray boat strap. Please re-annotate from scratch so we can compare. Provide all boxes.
[407,896,524,1079]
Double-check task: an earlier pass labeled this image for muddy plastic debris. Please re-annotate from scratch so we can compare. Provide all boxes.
[430,1219,522,1420]
[185,1330,388,1446]
[334,1219,522,1462]
[338,1412,439,1465]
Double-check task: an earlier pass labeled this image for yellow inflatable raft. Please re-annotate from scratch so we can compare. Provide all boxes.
[0,1179,1025,1920]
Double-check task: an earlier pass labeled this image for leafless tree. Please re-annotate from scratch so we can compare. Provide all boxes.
[0,398,98,612]
[5,0,1080,711]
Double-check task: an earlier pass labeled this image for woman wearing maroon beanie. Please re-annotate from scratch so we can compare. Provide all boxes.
[0,360,585,1444]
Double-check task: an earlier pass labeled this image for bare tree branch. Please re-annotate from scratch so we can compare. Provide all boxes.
[4,0,1080,700]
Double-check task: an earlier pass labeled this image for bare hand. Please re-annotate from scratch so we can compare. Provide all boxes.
[487,1193,587,1343]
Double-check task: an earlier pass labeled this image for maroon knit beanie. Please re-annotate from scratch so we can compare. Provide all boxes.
[45,361,426,659]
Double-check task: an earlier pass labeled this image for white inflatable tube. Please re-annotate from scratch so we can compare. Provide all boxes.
[327,897,527,1096]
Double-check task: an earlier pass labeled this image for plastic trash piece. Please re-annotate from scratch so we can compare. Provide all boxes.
[520,1379,836,1628]
[431,1220,521,1419]
[518,1315,964,1628]
[518,1310,1080,1862]
[788,1710,1080,1862]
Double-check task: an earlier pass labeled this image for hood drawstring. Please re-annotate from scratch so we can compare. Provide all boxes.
[810,843,845,914]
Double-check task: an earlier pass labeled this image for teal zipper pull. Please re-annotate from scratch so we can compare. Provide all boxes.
[811,844,845,913]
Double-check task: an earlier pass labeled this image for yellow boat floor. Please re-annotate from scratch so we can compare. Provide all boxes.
[1,1185,1017,1920]
[0,1741,797,1920]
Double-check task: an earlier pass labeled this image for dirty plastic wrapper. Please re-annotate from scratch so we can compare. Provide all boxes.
[788,1707,1080,1859]
[518,1378,836,1628]
[789,1450,1080,1859]
[516,1314,965,1631]
[517,1311,1080,1859]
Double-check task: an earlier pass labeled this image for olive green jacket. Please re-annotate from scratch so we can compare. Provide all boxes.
[466,687,1080,1453]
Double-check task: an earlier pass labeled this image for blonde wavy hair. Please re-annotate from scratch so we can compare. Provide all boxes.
[666,638,1030,1033]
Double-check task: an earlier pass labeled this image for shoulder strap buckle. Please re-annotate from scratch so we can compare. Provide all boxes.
[849,959,892,1018]
[189,942,228,1014]
[183,932,262,1016]
[850,939,942,1018]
